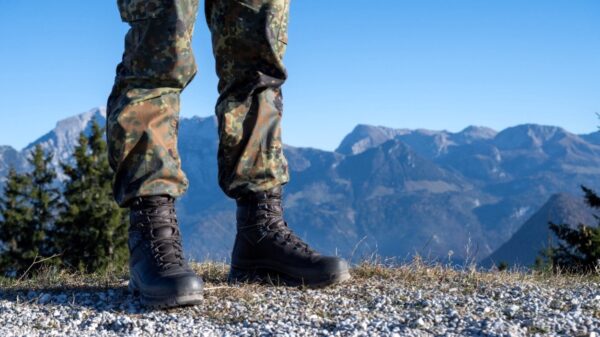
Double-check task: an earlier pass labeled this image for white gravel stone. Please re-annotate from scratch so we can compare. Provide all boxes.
[2,270,600,336]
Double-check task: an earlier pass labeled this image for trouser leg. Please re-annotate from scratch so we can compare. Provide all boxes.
[107,0,199,207]
[205,0,291,199]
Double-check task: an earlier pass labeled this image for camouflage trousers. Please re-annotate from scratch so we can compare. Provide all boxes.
[107,0,290,206]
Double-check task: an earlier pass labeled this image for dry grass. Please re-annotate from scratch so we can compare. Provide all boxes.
[2,258,600,327]
[351,255,600,290]
[2,257,599,294]
[0,264,129,292]
[190,261,229,284]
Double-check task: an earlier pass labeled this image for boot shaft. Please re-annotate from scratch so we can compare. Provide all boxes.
[235,186,283,229]
[128,195,187,273]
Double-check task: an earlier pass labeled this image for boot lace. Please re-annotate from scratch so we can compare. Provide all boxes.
[131,196,185,270]
[241,199,316,255]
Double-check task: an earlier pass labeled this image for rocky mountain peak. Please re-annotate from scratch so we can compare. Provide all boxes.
[580,130,600,146]
[0,145,25,182]
[493,124,571,150]
[179,115,218,143]
[483,192,596,267]
[335,124,409,155]
[1,108,599,264]
[21,107,106,178]
[456,125,498,143]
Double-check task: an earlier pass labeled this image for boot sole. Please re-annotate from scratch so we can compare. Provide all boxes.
[227,266,351,288]
[128,279,203,309]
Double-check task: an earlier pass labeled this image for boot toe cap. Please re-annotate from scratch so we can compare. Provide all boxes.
[319,256,350,275]
[137,272,204,297]
[171,273,204,296]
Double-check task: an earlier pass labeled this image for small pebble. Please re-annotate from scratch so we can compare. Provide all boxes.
[0,264,599,337]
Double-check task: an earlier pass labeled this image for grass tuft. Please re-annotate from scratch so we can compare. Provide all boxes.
[2,257,600,294]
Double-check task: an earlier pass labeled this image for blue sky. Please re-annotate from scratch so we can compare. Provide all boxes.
[0,1,599,151]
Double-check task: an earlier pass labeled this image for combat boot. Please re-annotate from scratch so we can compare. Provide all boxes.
[128,195,203,308]
[228,187,351,287]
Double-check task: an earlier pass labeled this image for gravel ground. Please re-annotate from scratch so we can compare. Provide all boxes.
[1,263,600,336]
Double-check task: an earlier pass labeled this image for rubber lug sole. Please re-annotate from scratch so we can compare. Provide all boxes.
[227,266,351,288]
[128,279,203,309]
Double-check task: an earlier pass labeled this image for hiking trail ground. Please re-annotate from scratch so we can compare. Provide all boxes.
[1,261,599,336]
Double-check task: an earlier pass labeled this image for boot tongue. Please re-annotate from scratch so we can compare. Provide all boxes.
[153,226,175,239]
[151,226,179,257]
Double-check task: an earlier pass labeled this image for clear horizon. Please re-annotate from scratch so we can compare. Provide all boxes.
[8,106,599,153]
[1,1,599,150]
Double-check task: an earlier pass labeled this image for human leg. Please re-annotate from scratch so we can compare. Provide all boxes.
[205,0,290,199]
[206,0,350,287]
[107,0,203,308]
[107,0,199,207]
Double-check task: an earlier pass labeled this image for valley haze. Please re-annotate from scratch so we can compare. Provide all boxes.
[1,107,599,268]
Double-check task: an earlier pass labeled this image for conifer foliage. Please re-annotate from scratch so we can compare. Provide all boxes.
[0,120,129,277]
[547,186,600,273]
[54,121,128,272]
[0,145,60,275]
[29,145,61,258]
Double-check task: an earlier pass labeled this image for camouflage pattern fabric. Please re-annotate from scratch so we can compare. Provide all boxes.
[107,0,290,206]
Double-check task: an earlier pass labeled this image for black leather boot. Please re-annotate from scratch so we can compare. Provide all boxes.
[128,195,203,308]
[228,187,351,287]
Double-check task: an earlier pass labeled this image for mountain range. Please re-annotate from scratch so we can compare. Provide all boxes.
[2,107,599,266]
[482,193,596,268]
